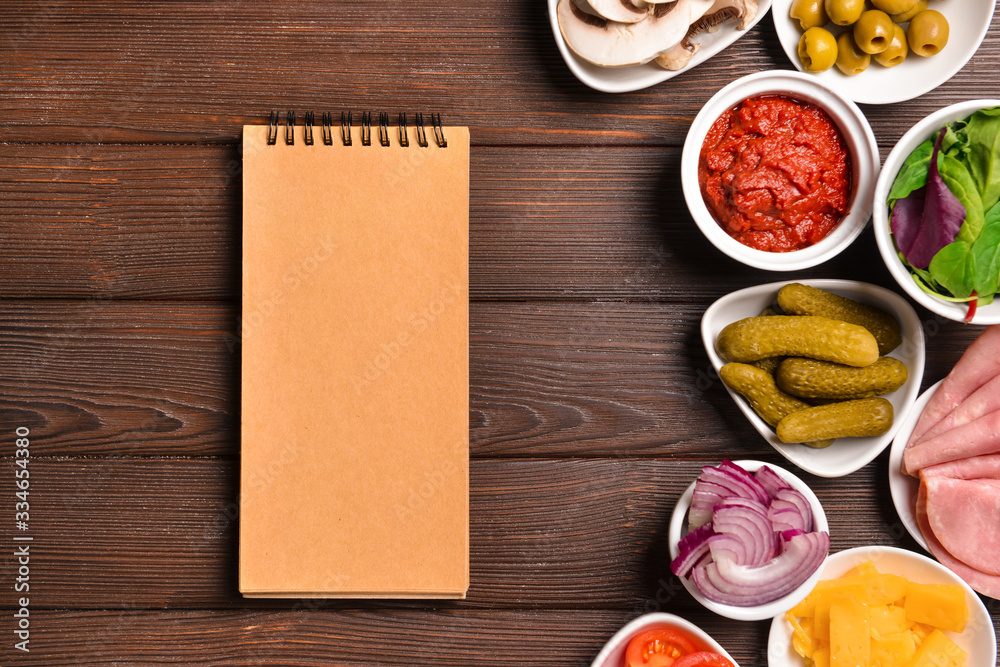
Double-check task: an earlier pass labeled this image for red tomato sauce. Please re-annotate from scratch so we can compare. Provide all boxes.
[699,95,852,253]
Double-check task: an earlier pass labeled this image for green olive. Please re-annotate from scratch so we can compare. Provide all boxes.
[798,27,839,71]
[790,0,829,30]
[891,0,926,22]
[825,0,865,26]
[853,10,894,54]
[874,23,908,66]
[835,31,871,75]
[907,9,949,57]
[870,0,916,14]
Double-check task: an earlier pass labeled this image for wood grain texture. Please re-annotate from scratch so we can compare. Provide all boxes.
[3,1,1000,147]
[0,458,932,612]
[3,1,999,663]
[0,609,774,667]
[0,301,979,457]
[0,143,939,300]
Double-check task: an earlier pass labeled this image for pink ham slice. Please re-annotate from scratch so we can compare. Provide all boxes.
[919,374,1000,444]
[907,325,1000,448]
[923,476,1000,575]
[917,479,1000,599]
[902,407,1000,475]
[920,453,1000,480]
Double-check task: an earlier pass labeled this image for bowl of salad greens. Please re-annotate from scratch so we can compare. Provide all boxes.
[874,100,1000,324]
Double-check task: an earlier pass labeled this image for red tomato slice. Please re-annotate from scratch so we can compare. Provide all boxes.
[671,651,735,667]
[624,629,699,667]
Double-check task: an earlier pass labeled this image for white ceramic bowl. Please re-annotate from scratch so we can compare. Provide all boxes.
[702,279,926,477]
[547,0,773,93]
[873,99,1000,324]
[681,71,879,271]
[773,0,996,105]
[590,613,740,667]
[668,460,830,621]
[767,546,997,667]
[887,380,941,552]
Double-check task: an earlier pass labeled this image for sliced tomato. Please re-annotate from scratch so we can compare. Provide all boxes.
[624,628,698,667]
[671,651,735,667]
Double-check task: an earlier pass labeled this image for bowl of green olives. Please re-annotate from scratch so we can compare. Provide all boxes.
[773,0,995,104]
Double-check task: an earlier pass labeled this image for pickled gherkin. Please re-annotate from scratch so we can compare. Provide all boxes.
[720,363,835,448]
[776,356,908,400]
[776,398,894,443]
[716,316,879,367]
[776,283,902,355]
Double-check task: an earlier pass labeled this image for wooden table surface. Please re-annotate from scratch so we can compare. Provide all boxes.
[3,2,999,665]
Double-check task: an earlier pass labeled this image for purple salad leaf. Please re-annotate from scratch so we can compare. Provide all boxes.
[891,128,968,270]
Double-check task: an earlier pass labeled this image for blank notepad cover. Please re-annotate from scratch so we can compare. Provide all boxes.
[239,121,469,598]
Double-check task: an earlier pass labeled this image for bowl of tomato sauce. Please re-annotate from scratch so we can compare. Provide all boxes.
[681,70,879,271]
[590,612,739,667]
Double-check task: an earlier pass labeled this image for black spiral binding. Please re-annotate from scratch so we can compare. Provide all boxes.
[266,111,448,148]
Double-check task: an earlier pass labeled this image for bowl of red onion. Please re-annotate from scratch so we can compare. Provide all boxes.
[667,460,830,621]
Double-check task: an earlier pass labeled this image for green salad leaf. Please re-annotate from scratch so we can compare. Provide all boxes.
[963,107,1000,213]
[887,106,1000,318]
[972,201,1000,297]
[939,154,985,245]
[887,139,933,203]
[928,240,976,299]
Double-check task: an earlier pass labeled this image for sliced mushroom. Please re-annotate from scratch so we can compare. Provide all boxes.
[654,0,758,70]
[583,0,650,23]
[557,0,717,67]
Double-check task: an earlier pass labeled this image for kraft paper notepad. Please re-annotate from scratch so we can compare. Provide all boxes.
[239,113,469,599]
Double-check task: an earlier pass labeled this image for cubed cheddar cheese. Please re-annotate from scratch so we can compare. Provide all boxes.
[871,630,918,667]
[904,582,969,633]
[869,604,910,639]
[829,593,870,667]
[910,628,968,667]
[790,572,909,617]
[786,562,970,667]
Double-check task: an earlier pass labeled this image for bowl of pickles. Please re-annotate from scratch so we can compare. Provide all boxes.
[701,279,925,477]
[771,0,996,104]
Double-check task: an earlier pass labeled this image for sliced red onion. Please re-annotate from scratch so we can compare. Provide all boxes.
[689,479,737,528]
[671,522,716,578]
[677,461,827,608]
[691,531,830,607]
[706,533,748,565]
[712,501,778,567]
[767,488,813,533]
[714,460,771,504]
[754,464,791,497]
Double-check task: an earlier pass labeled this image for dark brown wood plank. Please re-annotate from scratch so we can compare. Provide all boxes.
[0,609,778,667]
[3,2,1000,146]
[0,458,935,612]
[1,301,978,457]
[0,143,933,300]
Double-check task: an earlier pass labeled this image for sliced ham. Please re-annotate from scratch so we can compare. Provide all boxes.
[916,480,1000,599]
[902,407,1000,475]
[918,374,1000,444]
[907,325,1000,448]
[923,476,1000,575]
[920,453,1000,480]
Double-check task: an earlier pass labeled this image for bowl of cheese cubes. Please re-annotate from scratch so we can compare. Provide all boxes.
[766,546,995,667]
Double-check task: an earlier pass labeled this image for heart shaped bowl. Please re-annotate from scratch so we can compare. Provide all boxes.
[701,279,925,477]
[590,612,739,667]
